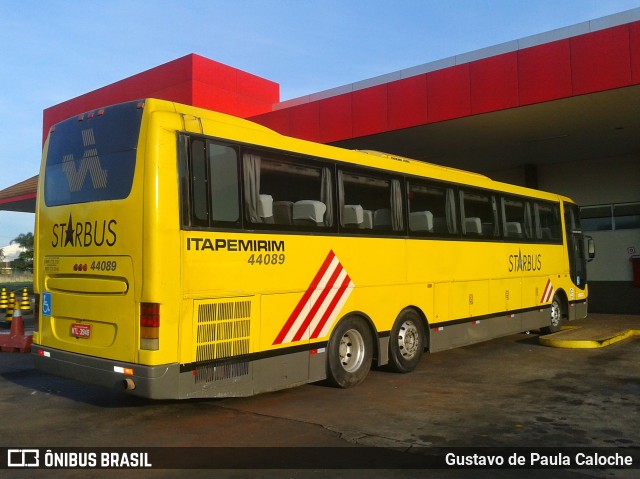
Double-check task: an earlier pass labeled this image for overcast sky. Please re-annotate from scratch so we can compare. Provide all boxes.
[1,0,639,248]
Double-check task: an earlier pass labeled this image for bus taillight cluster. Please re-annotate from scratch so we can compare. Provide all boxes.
[140,303,160,351]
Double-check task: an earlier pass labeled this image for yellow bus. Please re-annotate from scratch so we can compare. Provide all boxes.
[32,99,594,399]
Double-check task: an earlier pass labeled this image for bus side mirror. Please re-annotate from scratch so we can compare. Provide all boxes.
[586,236,595,262]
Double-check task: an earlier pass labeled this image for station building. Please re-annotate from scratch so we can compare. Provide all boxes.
[1,8,638,313]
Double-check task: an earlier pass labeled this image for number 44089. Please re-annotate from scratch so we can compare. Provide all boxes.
[91,260,117,271]
[247,253,285,265]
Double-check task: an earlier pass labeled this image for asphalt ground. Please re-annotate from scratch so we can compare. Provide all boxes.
[0,313,638,479]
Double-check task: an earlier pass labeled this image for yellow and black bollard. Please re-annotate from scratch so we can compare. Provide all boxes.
[6,293,15,321]
[0,288,7,311]
[20,288,31,311]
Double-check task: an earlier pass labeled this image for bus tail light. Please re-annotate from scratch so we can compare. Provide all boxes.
[140,303,159,351]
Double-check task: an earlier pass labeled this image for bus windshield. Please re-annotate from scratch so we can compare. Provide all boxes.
[44,101,143,206]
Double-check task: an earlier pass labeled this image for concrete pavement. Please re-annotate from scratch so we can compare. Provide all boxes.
[540,314,640,348]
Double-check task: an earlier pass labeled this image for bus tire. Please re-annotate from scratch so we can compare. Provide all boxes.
[541,295,563,334]
[388,309,425,373]
[326,316,373,388]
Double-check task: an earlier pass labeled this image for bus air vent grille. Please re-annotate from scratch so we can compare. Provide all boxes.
[194,362,249,384]
[194,299,252,383]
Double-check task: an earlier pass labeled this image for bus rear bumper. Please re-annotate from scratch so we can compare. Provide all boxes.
[31,345,180,399]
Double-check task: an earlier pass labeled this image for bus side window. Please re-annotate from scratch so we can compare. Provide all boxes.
[178,134,192,226]
[501,196,531,239]
[339,170,404,233]
[534,202,562,242]
[180,137,241,229]
[208,143,240,223]
[190,139,209,226]
[524,202,534,238]
[407,181,457,236]
[243,152,334,228]
[460,189,499,238]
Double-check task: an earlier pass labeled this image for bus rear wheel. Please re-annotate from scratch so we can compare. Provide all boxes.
[541,295,563,334]
[388,310,425,373]
[326,316,373,388]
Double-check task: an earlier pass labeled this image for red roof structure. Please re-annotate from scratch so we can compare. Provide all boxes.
[42,53,279,144]
[249,20,640,156]
[0,176,38,213]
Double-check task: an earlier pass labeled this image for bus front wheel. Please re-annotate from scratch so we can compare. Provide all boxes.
[541,296,563,334]
[388,310,426,373]
[326,316,373,388]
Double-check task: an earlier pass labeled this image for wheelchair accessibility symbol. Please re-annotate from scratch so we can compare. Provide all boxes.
[41,292,52,317]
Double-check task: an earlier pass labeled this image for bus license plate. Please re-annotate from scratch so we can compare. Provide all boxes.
[70,323,91,339]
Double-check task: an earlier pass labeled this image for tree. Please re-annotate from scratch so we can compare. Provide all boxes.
[11,232,34,272]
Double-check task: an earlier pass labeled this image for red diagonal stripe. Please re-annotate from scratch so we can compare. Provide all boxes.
[273,250,336,345]
[292,262,344,342]
[310,273,352,339]
[545,284,554,303]
[540,279,551,303]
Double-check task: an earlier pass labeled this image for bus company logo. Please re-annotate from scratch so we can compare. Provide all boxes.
[7,449,39,467]
[62,128,108,192]
[186,237,285,252]
[273,250,354,345]
[508,249,542,273]
[51,213,117,248]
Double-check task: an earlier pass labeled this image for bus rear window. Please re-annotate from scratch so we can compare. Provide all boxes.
[44,101,143,206]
